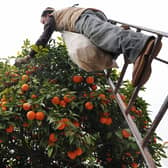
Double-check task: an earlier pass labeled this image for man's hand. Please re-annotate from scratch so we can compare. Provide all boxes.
[15,55,31,66]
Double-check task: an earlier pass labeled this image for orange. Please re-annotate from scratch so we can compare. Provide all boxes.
[26,111,36,120]
[75,147,83,156]
[6,125,14,133]
[31,94,38,99]
[98,94,106,100]
[131,163,138,168]
[105,117,113,125]
[1,106,7,111]
[86,76,94,84]
[57,122,66,130]
[85,101,93,110]
[122,129,131,138]
[57,118,69,130]
[73,121,80,127]
[49,133,57,142]
[51,96,60,105]
[59,100,67,107]
[63,95,72,103]
[21,84,29,92]
[35,111,45,121]
[67,151,76,160]
[21,74,29,81]
[100,117,107,124]
[72,75,83,83]
[23,103,31,111]
[131,106,136,112]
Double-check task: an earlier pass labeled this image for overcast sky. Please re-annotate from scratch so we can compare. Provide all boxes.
[0,0,168,166]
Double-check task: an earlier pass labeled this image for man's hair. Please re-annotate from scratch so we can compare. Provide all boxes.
[41,7,55,17]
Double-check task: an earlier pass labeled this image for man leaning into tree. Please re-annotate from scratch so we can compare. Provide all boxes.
[15,6,162,87]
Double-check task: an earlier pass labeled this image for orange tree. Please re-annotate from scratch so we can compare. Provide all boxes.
[0,39,166,168]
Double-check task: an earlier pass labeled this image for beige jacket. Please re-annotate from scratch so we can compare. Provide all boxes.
[52,7,117,72]
[52,7,98,32]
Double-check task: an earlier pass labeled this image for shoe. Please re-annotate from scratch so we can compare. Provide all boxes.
[132,38,162,87]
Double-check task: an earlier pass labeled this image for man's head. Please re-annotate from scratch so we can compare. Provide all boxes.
[40,7,55,24]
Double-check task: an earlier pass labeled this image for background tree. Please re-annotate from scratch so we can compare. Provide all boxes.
[0,39,166,168]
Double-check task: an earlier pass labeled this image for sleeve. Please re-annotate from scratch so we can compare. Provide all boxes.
[29,16,56,57]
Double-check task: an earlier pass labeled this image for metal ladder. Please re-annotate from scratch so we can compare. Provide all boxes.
[105,19,168,168]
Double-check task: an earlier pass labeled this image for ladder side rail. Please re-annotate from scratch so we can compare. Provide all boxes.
[114,59,129,93]
[104,70,157,168]
[108,19,168,64]
[108,19,168,38]
[143,95,168,146]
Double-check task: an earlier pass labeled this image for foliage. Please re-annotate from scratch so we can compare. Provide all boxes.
[0,39,166,168]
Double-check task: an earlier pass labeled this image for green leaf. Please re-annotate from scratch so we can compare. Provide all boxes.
[48,146,54,158]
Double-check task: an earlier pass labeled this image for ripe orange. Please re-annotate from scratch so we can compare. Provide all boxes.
[67,151,76,160]
[26,111,36,120]
[86,76,94,84]
[21,74,29,81]
[131,162,138,168]
[105,117,113,125]
[57,118,69,130]
[21,84,29,92]
[1,106,7,111]
[98,94,106,100]
[35,112,45,121]
[57,122,66,130]
[100,117,107,124]
[75,147,83,156]
[122,129,131,138]
[31,94,38,99]
[59,100,67,107]
[63,95,72,103]
[51,96,60,105]
[23,103,31,111]
[73,121,80,127]
[131,106,136,112]
[6,125,14,133]
[72,75,83,83]
[49,133,57,142]
[85,101,94,110]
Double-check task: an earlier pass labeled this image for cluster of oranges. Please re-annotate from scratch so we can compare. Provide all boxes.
[22,102,45,121]
[99,112,113,125]
[26,111,45,121]
[67,147,83,160]
[51,94,75,108]
[56,118,80,130]
[72,75,95,84]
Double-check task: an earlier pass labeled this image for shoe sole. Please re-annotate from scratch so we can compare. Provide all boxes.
[132,39,162,87]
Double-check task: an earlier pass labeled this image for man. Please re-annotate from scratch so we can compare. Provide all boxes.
[15,6,162,86]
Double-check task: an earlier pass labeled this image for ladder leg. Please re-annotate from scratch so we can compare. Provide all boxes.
[143,95,168,146]
[106,76,157,167]
[114,58,129,93]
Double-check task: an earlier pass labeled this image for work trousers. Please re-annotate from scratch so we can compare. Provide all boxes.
[75,9,152,63]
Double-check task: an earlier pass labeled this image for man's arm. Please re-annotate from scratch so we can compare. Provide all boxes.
[29,15,56,57]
